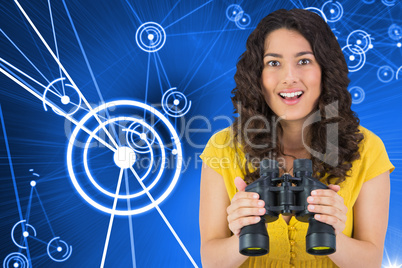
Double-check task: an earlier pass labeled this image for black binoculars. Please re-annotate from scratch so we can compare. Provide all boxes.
[239,158,336,256]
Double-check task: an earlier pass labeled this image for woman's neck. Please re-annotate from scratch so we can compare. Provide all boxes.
[279,120,310,154]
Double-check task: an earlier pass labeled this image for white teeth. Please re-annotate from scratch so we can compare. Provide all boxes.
[279,91,303,98]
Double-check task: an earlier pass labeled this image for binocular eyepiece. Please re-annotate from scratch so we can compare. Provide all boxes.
[239,159,336,256]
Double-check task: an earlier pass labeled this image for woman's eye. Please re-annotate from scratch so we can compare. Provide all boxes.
[267,60,280,67]
[298,59,310,65]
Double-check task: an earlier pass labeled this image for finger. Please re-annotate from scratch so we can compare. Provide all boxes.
[311,188,341,197]
[308,204,347,222]
[313,214,346,235]
[231,198,265,210]
[227,196,265,215]
[229,216,261,236]
[234,177,247,192]
[310,189,344,205]
[230,191,259,203]
[227,207,266,223]
[307,195,343,207]
[328,184,341,193]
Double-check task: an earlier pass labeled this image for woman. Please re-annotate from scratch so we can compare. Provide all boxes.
[199,9,394,268]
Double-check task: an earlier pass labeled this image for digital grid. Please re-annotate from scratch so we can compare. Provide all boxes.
[0,0,401,267]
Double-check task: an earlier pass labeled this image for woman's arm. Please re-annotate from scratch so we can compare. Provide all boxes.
[200,163,266,267]
[314,171,390,267]
[199,163,247,267]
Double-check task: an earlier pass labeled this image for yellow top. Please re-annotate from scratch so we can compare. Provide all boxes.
[200,125,394,268]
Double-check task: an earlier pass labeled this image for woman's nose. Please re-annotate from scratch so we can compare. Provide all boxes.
[282,65,299,85]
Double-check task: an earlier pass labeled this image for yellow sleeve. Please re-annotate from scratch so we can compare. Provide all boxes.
[199,128,233,176]
[360,128,395,182]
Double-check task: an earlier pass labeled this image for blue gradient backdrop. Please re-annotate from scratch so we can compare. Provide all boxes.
[0,0,401,267]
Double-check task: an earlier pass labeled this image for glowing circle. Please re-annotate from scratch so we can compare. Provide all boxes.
[322,1,343,22]
[226,4,243,22]
[135,22,166,53]
[124,121,156,154]
[382,0,396,6]
[3,252,29,268]
[61,95,70,105]
[43,77,82,116]
[348,86,365,104]
[331,28,341,39]
[342,45,366,72]
[83,117,157,199]
[397,43,402,47]
[388,24,402,41]
[347,30,372,54]
[47,237,72,262]
[161,87,192,117]
[113,146,136,169]
[304,7,327,22]
[11,220,37,249]
[377,65,394,83]
[67,100,182,215]
[172,149,177,155]
[396,66,402,79]
[30,181,36,187]
[235,13,251,30]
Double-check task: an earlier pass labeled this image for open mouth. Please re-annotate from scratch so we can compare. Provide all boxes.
[279,91,304,100]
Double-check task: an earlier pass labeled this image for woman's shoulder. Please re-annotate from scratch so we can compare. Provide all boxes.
[209,127,233,142]
[357,125,385,151]
[200,127,246,180]
[354,125,394,180]
[201,126,246,162]
[358,125,376,138]
[204,127,236,152]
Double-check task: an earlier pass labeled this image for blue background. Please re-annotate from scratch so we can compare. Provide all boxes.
[0,0,401,267]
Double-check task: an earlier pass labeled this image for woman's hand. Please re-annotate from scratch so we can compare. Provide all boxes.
[307,184,347,235]
[226,177,266,236]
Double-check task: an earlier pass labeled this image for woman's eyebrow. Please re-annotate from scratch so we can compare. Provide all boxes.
[263,51,314,58]
[263,52,282,58]
[295,51,314,57]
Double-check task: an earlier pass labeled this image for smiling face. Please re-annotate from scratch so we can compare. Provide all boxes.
[261,28,322,122]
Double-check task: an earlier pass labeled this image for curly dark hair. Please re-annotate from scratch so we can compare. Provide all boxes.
[231,9,363,185]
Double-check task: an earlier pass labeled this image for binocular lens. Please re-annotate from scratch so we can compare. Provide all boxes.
[239,219,269,256]
[311,247,331,250]
[240,246,267,256]
[307,246,335,255]
[306,218,336,255]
